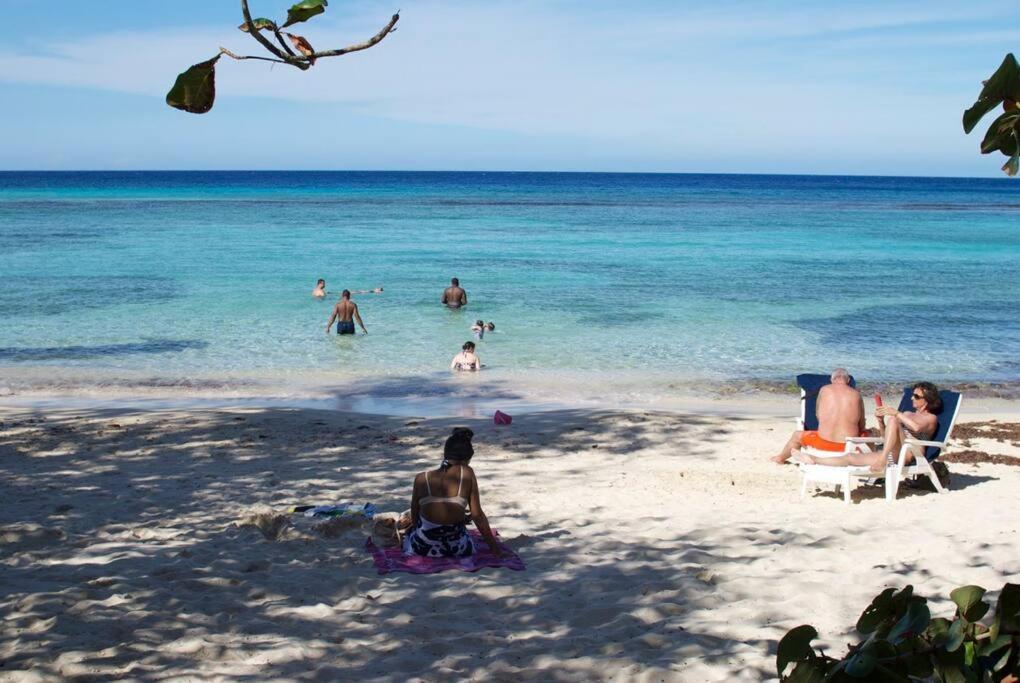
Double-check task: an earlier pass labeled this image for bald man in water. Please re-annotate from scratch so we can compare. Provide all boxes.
[770,367,865,463]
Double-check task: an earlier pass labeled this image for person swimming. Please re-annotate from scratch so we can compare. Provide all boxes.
[484,322,495,333]
[312,279,327,298]
[450,341,480,371]
[471,320,485,340]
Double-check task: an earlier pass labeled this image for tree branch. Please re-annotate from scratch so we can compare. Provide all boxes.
[240,0,308,70]
[309,13,400,59]
[273,29,297,57]
[219,47,289,65]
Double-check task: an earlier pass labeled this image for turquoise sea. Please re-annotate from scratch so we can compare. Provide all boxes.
[1,172,1018,410]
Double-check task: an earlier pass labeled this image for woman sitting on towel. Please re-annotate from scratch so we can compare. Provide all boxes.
[403,427,503,558]
[795,381,941,473]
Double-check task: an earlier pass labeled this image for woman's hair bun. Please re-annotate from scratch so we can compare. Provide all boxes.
[444,427,475,461]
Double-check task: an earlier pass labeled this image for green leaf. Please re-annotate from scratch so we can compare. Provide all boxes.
[858,588,897,635]
[951,586,987,618]
[991,583,1020,641]
[963,53,1020,134]
[903,649,934,679]
[166,55,220,114]
[946,618,966,653]
[927,617,953,646]
[991,644,1012,672]
[777,625,817,678]
[786,660,826,683]
[238,17,278,32]
[871,662,911,682]
[282,0,328,28]
[845,642,878,678]
[979,111,1020,155]
[888,601,931,644]
[977,633,1011,658]
[933,643,966,682]
[1003,152,1020,177]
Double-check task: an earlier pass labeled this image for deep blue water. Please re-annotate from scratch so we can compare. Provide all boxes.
[1,171,1018,397]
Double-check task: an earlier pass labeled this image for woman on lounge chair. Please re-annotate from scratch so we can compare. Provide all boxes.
[795,381,941,473]
[403,427,503,558]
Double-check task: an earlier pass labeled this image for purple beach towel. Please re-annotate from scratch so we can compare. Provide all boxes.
[365,530,526,575]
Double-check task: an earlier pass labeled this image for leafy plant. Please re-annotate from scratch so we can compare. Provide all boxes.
[777,583,1020,681]
[963,54,1020,176]
[166,0,399,114]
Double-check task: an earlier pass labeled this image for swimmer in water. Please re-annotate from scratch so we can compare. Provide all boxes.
[450,341,481,371]
[312,279,327,298]
[442,278,467,308]
[471,320,485,340]
[484,322,495,333]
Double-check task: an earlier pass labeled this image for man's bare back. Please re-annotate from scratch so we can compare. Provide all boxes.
[325,290,367,335]
[442,286,466,308]
[335,299,356,321]
[771,368,864,463]
[441,278,467,308]
[815,383,865,443]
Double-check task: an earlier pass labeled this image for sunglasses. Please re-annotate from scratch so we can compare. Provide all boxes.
[911,393,925,400]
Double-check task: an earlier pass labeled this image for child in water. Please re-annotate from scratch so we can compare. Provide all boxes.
[471,320,485,340]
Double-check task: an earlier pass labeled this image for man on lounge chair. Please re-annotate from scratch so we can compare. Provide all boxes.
[770,368,865,464]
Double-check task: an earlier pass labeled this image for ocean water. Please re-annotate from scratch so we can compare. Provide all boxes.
[1,171,1019,409]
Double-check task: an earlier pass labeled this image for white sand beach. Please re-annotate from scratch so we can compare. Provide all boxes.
[1,400,1019,681]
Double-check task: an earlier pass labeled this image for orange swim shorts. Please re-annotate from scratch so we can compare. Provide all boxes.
[800,431,846,452]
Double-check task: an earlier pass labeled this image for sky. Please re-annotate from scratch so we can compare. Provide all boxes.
[1,0,1019,175]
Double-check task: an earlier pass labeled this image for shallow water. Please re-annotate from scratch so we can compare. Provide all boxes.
[2,171,1018,404]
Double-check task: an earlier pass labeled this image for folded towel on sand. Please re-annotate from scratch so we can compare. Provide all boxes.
[365,530,525,575]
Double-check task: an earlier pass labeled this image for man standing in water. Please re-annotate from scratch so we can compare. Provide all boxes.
[442,277,468,308]
[326,290,368,335]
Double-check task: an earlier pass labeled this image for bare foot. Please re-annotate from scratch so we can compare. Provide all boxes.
[789,451,815,466]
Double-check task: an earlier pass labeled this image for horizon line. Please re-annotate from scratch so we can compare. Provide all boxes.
[0,169,1011,181]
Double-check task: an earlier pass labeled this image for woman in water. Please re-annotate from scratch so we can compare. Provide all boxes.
[450,341,481,371]
[403,427,502,557]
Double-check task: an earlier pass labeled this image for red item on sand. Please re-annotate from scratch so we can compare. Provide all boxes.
[494,410,512,425]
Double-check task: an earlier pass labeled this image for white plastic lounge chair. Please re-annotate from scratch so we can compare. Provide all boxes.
[798,388,962,504]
